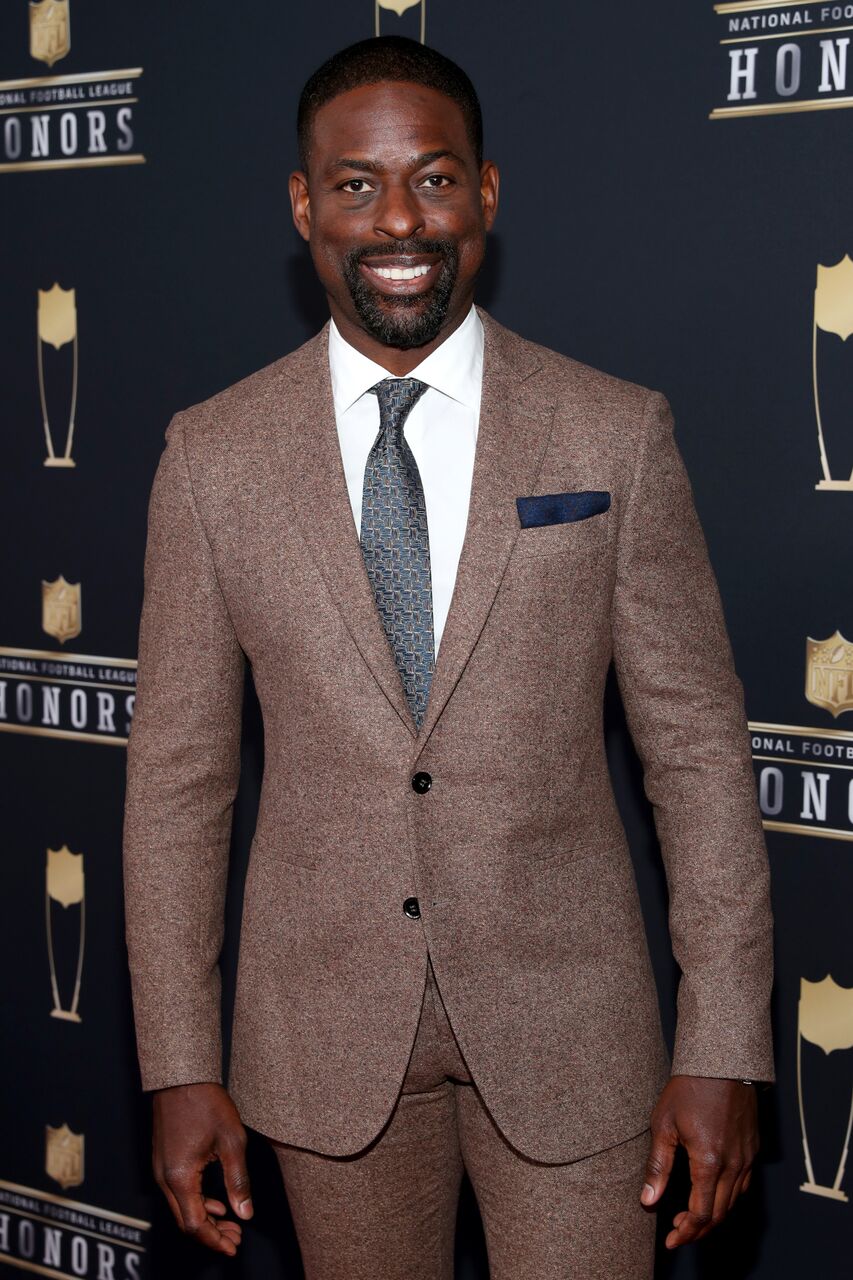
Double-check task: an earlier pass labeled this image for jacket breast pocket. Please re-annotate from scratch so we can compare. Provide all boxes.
[514,490,612,557]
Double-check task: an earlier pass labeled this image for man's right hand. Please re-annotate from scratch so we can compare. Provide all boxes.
[152,1082,253,1255]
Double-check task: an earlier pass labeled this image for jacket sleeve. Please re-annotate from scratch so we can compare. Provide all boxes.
[122,412,245,1092]
[611,391,774,1083]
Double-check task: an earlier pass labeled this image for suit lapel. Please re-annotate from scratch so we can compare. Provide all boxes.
[274,324,418,737]
[415,309,556,749]
[273,311,556,748]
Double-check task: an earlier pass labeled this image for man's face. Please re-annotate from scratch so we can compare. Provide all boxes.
[290,80,498,357]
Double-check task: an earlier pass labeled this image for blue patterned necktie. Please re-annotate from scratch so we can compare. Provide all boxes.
[360,377,434,728]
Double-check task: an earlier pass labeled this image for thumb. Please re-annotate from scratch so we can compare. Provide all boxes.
[220,1136,253,1220]
[641,1126,677,1206]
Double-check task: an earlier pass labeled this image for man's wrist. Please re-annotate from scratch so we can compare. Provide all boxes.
[668,1072,773,1091]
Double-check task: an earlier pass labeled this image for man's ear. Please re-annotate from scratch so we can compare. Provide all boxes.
[480,160,499,232]
[289,170,311,242]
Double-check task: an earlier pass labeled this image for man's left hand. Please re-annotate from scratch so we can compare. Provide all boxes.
[640,1075,759,1248]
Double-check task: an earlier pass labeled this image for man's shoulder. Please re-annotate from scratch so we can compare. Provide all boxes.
[169,324,329,450]
[479,308,659,418]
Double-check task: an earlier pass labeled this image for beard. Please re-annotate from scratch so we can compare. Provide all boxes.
[340,238,460,350]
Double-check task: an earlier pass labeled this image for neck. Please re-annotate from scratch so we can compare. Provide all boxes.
[328,298,474,375]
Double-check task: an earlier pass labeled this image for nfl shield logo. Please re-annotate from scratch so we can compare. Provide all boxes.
[42,575,82,645]
[805,631,853,718]
[30,1,71,68]
[46,1123,84,1189]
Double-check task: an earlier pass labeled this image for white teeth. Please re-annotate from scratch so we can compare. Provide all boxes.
[370,263,431,280]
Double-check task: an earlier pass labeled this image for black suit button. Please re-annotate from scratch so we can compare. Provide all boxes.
[403,897,421,919]
[411,771,432,794]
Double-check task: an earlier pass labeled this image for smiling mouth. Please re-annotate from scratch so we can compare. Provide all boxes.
[359,256,440,291]
[368,263,432,280]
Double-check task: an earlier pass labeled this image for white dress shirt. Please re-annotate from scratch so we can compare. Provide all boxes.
[328,304,484,657]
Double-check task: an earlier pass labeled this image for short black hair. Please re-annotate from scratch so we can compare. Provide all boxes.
[296,36,483,172]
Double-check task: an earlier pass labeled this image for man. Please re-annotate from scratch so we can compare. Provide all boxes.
[123,35,774,1280]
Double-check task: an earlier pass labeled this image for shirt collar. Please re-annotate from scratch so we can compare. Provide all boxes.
[328,304,483,417]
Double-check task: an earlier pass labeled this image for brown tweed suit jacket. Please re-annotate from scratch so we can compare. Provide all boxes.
[123,307,774,1163]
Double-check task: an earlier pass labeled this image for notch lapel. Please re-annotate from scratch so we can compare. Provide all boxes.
[272,312,556,749]
[274,325,418,737]
[414,309,556,750]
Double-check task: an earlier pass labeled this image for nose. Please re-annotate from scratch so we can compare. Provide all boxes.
[373,179,425,242]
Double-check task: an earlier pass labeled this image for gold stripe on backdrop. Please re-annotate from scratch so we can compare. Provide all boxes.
[0,68,143,91]
[749,720,853,741]
[715,1,823,13]
[0,647,137,667]
[711,95,853,118]
[0,155,145,173]
[0,725,128,746]
[763,820,853,842]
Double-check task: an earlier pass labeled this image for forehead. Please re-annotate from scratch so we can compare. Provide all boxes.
[309,80,473,167]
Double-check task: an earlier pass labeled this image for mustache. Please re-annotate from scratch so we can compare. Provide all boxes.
[348,238,456,264]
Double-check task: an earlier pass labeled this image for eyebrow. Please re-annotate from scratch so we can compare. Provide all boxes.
[326,149,464,175]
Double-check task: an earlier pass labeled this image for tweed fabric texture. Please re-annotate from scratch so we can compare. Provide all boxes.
[122,307,775,1164]
[361,377,433,727]
[271,958,655,1280]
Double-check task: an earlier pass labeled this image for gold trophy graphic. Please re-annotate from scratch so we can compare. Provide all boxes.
[42,575,82,644]
[37,284,78,468]
[46,846,85,1022]
[813,255,853,491]
[375,0,425,42]
[46,1123,84,1190]
[797,974,853,1202]
[30,0,71,68]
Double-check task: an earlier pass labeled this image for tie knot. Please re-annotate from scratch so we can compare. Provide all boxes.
[370,377,428,428]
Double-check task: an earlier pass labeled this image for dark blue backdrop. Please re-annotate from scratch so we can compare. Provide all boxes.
[1,2,851,1277]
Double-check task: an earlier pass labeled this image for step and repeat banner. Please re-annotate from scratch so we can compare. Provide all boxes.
[1,2,850,1277]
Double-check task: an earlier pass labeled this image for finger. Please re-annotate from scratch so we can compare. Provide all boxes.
[220,1133,254,1220]
[180,1194,237,1254]
[641,1128,677,1205]
[665,1153,721,1248]
[164,1168,237,1255]
[726,1170,746,1214]
[705,1164,740,1236]
[668,1209,688,1237]
[728,1161,753,1212]
[201,1199,243,1249]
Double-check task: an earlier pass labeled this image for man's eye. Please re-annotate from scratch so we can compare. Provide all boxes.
[341,178,372,193]
[421,174,452,188]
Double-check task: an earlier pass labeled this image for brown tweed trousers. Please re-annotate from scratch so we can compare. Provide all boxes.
[122,307,774,1165]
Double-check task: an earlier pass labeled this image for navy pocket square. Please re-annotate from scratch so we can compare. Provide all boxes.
[516,490,611,528]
